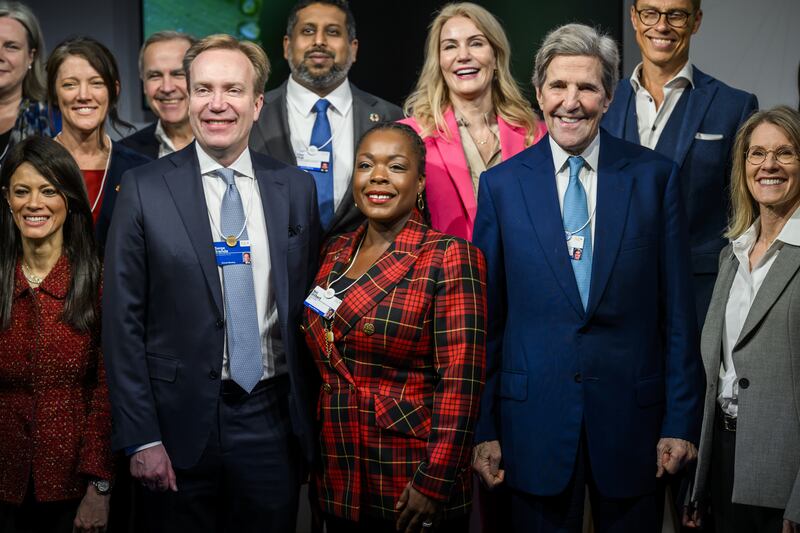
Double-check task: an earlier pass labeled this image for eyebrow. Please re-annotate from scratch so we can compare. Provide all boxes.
[440,33,487,43]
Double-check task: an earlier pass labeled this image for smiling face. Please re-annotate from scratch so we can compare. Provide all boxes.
[353,129,425,230]
[746,122,800,218]
[56,55,111,136]
[631,0,701,73]
[142,38,191,128]
[284,2,357,94]
[439,15,496,104]
[6,162,67,246]
[536,54,610,155]
[188,48,263,166]
[0,16,33,97]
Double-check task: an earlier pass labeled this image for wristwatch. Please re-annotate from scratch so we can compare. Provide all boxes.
[90,479,112,495]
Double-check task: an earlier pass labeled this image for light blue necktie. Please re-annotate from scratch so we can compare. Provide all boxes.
[563,156,593,310]
[218,168,262,392]
[310,98,334,230]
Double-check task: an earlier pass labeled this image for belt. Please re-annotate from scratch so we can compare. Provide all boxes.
[221,374,288,402]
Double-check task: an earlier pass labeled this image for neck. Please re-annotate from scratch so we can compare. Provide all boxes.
[364,212,412,250]
[204,144,245,168]
[21,234,63,277]
[0,85,23,108]
[57,125,109,157]
[758,203,798,245]
[639,58,689,93]
[162,120,194,150]
[450,89,494,122]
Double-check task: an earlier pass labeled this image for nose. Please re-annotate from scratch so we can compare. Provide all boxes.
[161,74,175,93]
[208,90,226,111]
[314,28,327,47]
[761,151,781,170]
[77,81,90,101]
[563,86,580,111]
[456,43,471,61]
[368,166,389,183]
[654,12,670,32]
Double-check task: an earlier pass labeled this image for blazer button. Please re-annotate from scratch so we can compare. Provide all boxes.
[299,324,305,332]
[348,384,355,392]
[574,373,582,383]
[739,378,750,389]
[322,383,332,393]
[215,319,224,329]
[209,370,219,379]
[363,323,375,336]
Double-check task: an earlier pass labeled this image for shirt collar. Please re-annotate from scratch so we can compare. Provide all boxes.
[731,205,800,254]
[194,142,255,179]
[630,61,694,92]
[286,75,353,117]
[549,132,601,175]
[154,120,176,153]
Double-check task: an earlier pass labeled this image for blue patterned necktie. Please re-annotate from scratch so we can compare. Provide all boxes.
[218,167,262,392]
[310,98,334,230]
[563,155,593,310]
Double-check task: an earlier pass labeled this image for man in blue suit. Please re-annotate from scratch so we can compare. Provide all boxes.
[603,0,757,324]
[471,23,705,532]
[103,34,320,532]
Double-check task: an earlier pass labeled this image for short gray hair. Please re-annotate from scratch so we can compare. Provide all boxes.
[138,31,196,78]
[532,23,620,100]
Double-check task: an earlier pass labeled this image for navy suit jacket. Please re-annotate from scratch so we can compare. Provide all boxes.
[602,66,758,322]
[119,122,160,160]
[473,131,705,499]
[102,143,321,468]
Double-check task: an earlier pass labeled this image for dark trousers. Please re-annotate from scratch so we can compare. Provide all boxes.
[509,429,660,533]
[710,408,784,533]
[325,512,470,533]
[0,485,78,533]
[141,376,302,533]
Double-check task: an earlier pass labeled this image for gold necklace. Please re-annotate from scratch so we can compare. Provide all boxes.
[21,263,44,286]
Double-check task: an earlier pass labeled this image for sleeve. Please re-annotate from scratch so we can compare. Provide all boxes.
[102,170,163,452]
[659,161,706,444]
[411,240,487,502]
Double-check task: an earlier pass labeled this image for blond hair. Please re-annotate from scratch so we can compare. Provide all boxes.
[727,106,800,239]
[402,2,538,144]
[183,34,270,95]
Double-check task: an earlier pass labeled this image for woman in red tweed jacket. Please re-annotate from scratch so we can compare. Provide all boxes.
[303,122,487,533]
[0,136,113,532]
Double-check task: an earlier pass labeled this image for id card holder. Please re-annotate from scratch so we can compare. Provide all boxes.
[296,148,331,173]
[214,239,252,266]
[304,285,342,320]
[567,235,585,261]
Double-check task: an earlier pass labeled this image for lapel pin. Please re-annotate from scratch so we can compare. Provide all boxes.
[115,185,121,192]
[369,113,380,123]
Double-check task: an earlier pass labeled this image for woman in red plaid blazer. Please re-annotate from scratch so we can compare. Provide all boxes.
[0,137,113,532]
[303,123,487,533]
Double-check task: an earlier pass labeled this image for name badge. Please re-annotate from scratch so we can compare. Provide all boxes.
[214,239,252,266]
[304,285,342,320]
[567,235,585,261]
[296,149,331,173]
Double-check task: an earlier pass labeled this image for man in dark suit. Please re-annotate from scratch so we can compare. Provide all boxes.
[471,23,705,532]
[120,31,197,159]
[249,0,402,238]
[103,34,320,533]
[602,0,757,324]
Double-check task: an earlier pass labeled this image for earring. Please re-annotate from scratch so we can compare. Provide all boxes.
[416,192,425,211]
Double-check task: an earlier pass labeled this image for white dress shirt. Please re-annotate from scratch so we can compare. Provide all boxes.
[630,62,694,149]
[719,207,800,416]
[196,143,283,381]
[550,134,600,242]
[154,120,177,158]
[286,76,354,212]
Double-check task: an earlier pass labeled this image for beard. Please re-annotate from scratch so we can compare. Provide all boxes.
[289,48,352,92]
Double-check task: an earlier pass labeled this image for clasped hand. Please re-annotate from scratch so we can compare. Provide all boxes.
[130,444,178,492]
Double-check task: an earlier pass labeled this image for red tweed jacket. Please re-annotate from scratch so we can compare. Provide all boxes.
[0,256,113,504]
[303,212,487,522]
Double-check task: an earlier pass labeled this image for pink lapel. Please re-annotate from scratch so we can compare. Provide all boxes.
[498,116,527,160]
[432,109,477,225]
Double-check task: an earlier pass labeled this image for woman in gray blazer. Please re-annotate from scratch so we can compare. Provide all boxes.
[687,106,800,533]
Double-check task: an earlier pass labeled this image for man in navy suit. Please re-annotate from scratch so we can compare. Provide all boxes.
[471,23,704,532]
[603,0,757,324]
[103,34,320,532]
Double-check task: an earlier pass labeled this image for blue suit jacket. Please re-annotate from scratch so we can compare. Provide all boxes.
[602,66,758,322]
[102,143,321,468]
[473,131,705,499]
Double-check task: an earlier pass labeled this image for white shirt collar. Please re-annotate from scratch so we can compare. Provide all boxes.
[194,142,255,179]
[286,76,353,117]
[549,132,601,174]
[732,204,800,254]
[630,61,694,92]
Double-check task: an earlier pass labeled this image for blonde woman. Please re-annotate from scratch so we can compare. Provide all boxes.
[400,2,545,241]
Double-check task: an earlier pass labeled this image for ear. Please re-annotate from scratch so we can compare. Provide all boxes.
[350,38,359,63]
[629,4,638,30]
[115,80,121,97]
[283,35,291,61]
[252,92,264,122]
[535,86,544,111]
[417,173,426,194]
[691,9,703,35]
[28,47,36,66]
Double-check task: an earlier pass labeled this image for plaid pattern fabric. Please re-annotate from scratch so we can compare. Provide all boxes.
[303,211,487,521]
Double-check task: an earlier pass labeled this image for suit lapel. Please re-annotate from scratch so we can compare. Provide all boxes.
[498,117,527,159]
[735,245,800,349]
[518,139,585,318]
[702,248,736,371]
[585,133,634,319]
[257,82,295,163]
[672,67,716,169]
[256,162,290,326]
[433,109,477,225]
[162,145,223,315]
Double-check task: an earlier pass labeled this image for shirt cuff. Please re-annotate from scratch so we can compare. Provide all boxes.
[125,441,162,456]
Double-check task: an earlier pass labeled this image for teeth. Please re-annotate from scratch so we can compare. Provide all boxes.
[368,194,392,199]
[651,38,673,46]
[207,120,230,124]
[25,216,47,222]
[760,178,785,185]
[456,68,479,75]
[559,117,580,123]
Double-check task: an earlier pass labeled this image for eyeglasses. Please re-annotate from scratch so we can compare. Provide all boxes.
[635,8,694,28]
[745,146,800,165]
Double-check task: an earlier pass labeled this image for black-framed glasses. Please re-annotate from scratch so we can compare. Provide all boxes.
[635,8,693,28]
[745,146,800,165]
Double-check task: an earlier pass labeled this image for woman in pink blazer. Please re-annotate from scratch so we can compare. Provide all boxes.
[400,2,546,241]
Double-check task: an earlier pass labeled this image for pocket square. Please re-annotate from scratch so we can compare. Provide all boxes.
[695,132,724,140]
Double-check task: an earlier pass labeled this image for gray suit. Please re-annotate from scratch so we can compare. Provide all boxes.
[693,243,800,523]
[249,80,403,239]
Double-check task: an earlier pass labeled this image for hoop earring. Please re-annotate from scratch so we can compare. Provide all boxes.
[417,192,425,211]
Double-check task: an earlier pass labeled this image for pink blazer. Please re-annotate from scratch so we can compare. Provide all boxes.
[400,109,546,241]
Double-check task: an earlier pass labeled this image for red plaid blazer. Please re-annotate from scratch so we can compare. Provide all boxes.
[303,212,487,522]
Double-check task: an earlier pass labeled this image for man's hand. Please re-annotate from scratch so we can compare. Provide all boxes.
[395,482,442,533]
[682,505,703,528]
[783,519,800,533]
[472,440,505,489]
[130,444,178,492]
[656,437,697,477]
[72,484,110,533]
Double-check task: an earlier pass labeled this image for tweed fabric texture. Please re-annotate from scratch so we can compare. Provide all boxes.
[303,212,487,521]
[0,256,113,504]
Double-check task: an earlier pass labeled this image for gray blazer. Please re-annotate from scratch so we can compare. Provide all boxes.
[693,243,800,522]
[249,80,403,240]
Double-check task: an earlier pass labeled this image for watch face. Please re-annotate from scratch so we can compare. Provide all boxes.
[93,480,111,494]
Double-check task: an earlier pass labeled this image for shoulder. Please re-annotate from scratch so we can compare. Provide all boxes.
[120,123,157,145]
[694,67,755,103]
[350,83,403,119]
[251,150,315,188]
[603,130,673,167]
[262,83,287,106]
[111,141,154,170]
[420,228,484,263]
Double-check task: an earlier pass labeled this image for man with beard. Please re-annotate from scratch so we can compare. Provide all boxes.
[250,0,402,238]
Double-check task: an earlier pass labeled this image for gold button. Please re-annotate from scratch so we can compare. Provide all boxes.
[322,383,332,393]
[348,384,355,392]
[363,323,375,336]
[299,324,305,332]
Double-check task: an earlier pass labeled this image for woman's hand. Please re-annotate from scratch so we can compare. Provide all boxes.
[73,484,110,533]
[783,519,800,533]
[395,481,442,533]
